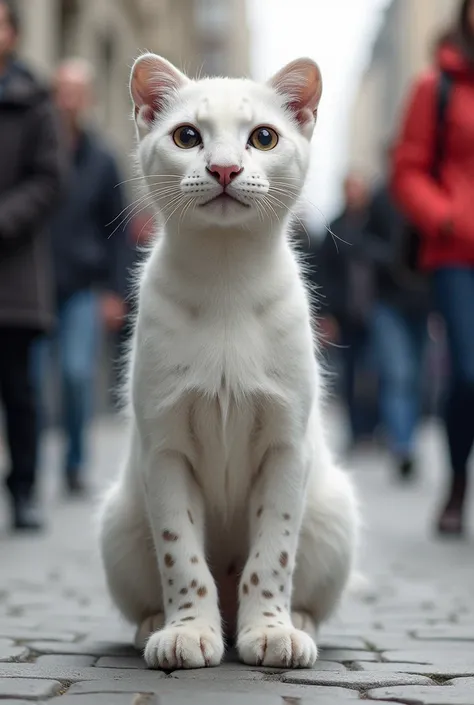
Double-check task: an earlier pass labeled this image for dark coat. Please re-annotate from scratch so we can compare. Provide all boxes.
[365,184,431,316]
[51,130,132,302]
[0,61,63,333]
[318,209,374,329]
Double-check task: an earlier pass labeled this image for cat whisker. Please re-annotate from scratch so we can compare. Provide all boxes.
[108,187,181,239]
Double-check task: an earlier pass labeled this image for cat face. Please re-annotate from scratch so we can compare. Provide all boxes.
[131,55,322,229]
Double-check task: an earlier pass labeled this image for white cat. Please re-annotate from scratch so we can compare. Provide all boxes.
[99,53,359,671]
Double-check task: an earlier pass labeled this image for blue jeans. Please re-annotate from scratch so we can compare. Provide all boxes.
[371,303,427,457]
[34,290,99,477]
[434,267,474,477]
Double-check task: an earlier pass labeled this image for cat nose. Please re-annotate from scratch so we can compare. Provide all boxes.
[207,164,243,187]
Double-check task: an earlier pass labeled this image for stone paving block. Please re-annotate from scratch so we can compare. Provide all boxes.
[0,677,62,699]
[319,649,380,662]
[368,684,474,704]
[383,649,473,663]
[447,677,474,687]
[0,640,28,662]
[52,697,158,705]
[96,656,146,669]
[281,670,434,689]
[0,662,167,683]
[355,661,474,677]
[0,629,76,642]
[169,669,267,682]
[35,654,97,668]
[67,678,360,699]
[415,628,474,642]
[23,640,137,657]
[318,636,369,650]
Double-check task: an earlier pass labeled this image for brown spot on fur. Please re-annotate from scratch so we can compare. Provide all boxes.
[164,554,175,568]
[182,616,195,621]
[263,612,275,617]
[283,513,290,520]
[257,506,263,518]
[188,510,194,524]
[284,530,290,537]
[190,556,199,564]
[180,587,188,595]
[179,602,194,610]
[168,579,174,586]
[163,530,179,542]
[197,586,208,598]
[278,621,284,625]
[262,590,274,599]
[276,606,282,613]
[272,570,279,577]
[250,573,259,586]
[255,552,260,559]
[191,579,198,589]
[210,626,216,634]
[279,585,284,593]
[242,583,249,595]
[280,551,289,568]
[266,624,275,628]
[168,598,173,605]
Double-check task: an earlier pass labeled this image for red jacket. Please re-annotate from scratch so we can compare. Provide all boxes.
[392,44,474,269]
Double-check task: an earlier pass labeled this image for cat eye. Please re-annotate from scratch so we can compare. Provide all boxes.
[248,126,279,151]
[173,125,202,149]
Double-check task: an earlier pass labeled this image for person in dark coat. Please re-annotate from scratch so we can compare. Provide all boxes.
[318,174,377,449]
[0,0,63,530]
[366,182,431,480]
[34,59,132,497]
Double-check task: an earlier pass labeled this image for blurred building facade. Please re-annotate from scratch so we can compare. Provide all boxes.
[349,0,457,179]
[17,0,250,168]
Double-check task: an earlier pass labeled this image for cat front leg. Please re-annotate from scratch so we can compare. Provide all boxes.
[237,445,317,668]
[141,450,224,669]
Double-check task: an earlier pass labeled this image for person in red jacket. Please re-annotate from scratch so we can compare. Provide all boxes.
[393,0,474,536]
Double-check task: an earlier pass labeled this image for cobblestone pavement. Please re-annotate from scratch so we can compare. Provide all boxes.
[1,414,474,704]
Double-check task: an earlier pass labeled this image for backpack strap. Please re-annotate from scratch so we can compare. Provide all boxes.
[432,70,453,180]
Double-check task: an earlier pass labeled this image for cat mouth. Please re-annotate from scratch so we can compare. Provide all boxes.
[200,193,250,208]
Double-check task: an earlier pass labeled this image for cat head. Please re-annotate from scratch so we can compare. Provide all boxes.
[131,54,322,230]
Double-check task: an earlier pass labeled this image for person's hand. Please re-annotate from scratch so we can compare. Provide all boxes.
[318,315,340,345]
[102,292,126,332]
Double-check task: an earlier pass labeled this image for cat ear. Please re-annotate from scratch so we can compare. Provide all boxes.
[269,58,322,137]
[130,53,189,131]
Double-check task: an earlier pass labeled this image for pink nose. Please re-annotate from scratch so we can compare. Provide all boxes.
[207,164,243,187]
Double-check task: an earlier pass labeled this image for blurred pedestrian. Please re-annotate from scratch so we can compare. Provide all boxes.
[393,0,474,535]
[0,0,63,530]
[319,174,377,450]
[365,180,431,480]
[35,59,131,497]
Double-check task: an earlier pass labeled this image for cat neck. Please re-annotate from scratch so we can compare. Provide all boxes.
[160,220,289,280]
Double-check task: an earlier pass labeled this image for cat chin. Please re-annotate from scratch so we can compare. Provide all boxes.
[191,198,259,229]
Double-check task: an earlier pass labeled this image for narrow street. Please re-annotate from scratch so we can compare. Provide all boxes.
[1,414,473,704]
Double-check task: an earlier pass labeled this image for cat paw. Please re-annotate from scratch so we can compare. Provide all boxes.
[237,625,317,668]
[144,622,224,670]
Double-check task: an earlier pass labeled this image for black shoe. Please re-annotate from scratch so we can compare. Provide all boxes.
[398,456,415,481]
[12,495,44,532]
[436,474,467,537]
[65,474,89,498]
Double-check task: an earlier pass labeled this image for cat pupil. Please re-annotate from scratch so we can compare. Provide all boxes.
[258,129,271,146]
[181,128,196,144]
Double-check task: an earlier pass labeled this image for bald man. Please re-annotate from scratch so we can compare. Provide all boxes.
[34,58,132,496]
